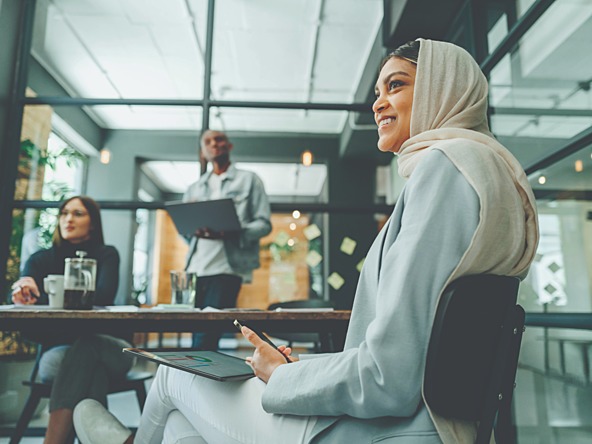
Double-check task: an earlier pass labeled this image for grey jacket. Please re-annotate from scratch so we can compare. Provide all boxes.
[183,164,272,281]
[263,150,480,443]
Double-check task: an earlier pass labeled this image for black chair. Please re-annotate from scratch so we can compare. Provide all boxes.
[267,299,335,352]
[10,344,153,444]
[424,274,524,444]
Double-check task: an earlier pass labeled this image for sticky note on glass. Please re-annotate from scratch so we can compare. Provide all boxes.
[356,258,365,272]
[274,231,290,247]
[340,237,357,255]
[328,272,345,290]
[306,250,322,268]
[303,224,321,240]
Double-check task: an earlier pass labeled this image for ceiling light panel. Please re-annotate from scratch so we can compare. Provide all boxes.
[211,0,381,106]
[210,107,346,133]
[212,0,315,103]
[312,0,382,103]
[32,0,205,100]
[142,160,327,196]
[90,105,203,130]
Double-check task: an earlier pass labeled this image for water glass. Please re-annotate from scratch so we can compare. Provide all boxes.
[170,271,197,307]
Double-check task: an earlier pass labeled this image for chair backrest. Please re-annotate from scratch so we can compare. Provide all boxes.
[423,274,524,443]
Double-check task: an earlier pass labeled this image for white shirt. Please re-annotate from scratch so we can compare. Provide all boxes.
[186,172,234,276]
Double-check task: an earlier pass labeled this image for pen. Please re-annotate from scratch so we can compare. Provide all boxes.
[234,319,291,363]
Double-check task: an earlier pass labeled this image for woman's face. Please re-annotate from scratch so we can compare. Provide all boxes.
[373,57,416,153]
[59,198,92,244]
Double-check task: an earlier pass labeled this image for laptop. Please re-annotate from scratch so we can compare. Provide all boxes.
[123,348,255,382]
[165,199,241,237]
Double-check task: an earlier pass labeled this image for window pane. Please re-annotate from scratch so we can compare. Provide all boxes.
[489,0,592,165]
[17,106,87,203]
[211,0,382,104]
[518,143,592,314]
[30,0,207,100]
[519,200,592,314]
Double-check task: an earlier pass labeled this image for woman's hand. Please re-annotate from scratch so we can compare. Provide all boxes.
[11,277,40,305]
[277,345,299,362]
[242,326,293,383]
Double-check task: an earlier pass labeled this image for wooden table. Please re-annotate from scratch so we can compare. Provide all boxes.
[0,308,352,352]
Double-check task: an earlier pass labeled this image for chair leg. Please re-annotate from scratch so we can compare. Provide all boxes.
[9,390,43,444]
[135,382,148,411]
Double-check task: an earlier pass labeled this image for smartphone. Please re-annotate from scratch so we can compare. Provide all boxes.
[233,319,291,363]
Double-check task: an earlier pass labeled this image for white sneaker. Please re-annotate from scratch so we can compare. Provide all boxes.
[73,399,133,444]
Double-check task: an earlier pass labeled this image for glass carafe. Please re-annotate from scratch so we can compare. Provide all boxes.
[64,250,97,310]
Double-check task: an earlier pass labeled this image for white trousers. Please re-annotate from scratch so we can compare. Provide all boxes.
[135,365,317,444]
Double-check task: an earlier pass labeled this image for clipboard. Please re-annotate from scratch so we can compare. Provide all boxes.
[165,198,241,236]
[123,348,254,382]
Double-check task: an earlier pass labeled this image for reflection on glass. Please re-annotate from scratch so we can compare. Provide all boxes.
[528,144,592,192]
[520,201,591,313]
[265,213,322,304]
[132,207,150,306]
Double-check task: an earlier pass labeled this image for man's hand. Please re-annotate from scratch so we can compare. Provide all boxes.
[11,277,40,305]
[241,326,292,383]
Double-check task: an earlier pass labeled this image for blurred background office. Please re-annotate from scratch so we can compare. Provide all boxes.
[1,0,592,443]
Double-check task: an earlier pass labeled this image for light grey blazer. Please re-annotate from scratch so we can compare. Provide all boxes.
[263,150,481,443]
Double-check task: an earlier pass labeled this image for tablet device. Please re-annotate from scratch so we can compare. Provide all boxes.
[123,348,254,382]
[165,199,241,237]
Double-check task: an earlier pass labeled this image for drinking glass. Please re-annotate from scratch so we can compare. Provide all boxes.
[170,271,197,307]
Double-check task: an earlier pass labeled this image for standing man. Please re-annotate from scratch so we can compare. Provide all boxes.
[184,129,272,350]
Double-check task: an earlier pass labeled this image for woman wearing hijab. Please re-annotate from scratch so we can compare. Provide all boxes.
[12,196,134,444]
[73,39,538,444]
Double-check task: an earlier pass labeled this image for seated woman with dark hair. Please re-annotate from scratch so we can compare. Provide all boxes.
[12,195,135,444]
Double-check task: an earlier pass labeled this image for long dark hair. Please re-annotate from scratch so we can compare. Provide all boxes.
[53,195,105,246]
[380,40,421,71]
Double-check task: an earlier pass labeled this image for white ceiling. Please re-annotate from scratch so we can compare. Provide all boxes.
[31,0,382,132]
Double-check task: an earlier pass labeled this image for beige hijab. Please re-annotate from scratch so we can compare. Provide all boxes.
[396,39,539,443]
